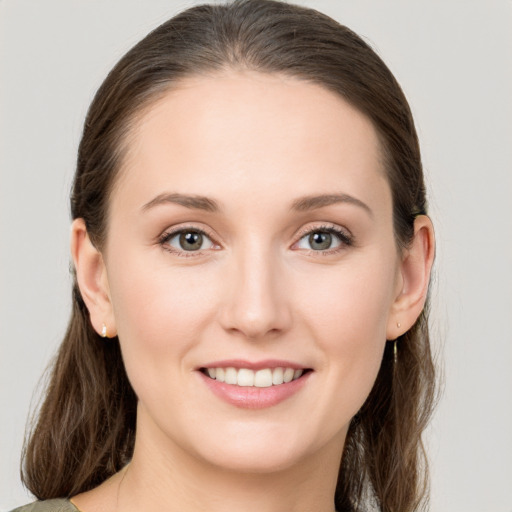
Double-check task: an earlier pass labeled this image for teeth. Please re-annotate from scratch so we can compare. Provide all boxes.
[272,367,284,385]
[237,368,254,386]
[204,366,306,387]
[225,367,237,385]
[283,368,295,383]
[254,369,273,388]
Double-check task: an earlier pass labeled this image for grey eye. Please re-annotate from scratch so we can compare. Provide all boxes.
[308,232,333,250]
[167,230,214,251]
[296,230,342,251]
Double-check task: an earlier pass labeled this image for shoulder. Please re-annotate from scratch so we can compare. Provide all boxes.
[9,499,79,512]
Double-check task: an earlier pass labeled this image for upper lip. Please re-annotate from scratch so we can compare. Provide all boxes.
[198,359,311,371]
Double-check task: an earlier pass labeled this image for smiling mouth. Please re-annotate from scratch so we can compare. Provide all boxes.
[199,367,312,387]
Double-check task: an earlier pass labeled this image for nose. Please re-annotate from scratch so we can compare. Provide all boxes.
[218,245,292,340]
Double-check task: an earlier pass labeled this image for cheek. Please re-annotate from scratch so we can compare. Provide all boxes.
[298,257,395,346]
[296,257,396,412]
[106,249,218,374]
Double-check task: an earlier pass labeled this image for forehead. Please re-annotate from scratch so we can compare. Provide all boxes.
[112,71,390,216]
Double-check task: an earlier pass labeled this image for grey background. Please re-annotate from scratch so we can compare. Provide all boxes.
[1,1,511,511]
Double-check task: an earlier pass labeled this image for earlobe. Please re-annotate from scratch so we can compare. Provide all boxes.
[70,219,117,337]
[387,215,435,339]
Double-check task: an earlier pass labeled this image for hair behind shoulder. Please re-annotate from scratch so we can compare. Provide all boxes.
[22,2,437,510]
[22,293,137,498]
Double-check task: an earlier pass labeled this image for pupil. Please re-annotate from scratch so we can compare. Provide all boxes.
[180,232,202,251]
[309,232,331,250]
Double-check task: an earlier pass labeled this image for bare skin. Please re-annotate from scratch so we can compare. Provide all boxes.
[71,71,434,512]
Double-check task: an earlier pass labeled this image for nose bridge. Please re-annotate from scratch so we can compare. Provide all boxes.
[219,237,291,339]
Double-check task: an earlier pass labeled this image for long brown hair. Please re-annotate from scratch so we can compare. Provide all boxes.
[22,1,437,510]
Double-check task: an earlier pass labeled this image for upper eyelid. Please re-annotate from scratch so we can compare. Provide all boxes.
[294,223,352,240]
[159,224,219,243]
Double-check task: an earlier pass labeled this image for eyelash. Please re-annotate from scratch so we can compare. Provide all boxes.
[157,224,353,257]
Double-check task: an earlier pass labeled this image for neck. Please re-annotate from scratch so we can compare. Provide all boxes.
[118,415,344,512]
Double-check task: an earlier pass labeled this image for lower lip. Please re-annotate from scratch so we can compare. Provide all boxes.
[198,371,312,409]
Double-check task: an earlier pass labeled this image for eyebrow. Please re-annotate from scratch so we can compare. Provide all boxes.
[141,191,372,217]
[291,193,373,217]
[141,193,220,213]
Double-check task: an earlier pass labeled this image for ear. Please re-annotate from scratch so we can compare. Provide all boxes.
[386,215,435,340]
[70,218,117,338]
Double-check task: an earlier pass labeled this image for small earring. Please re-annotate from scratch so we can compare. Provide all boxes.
[101,324,108,338]
[393,339,398,365]
[397,322,401,328]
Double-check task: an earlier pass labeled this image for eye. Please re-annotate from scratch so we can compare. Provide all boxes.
[162,229,216,252]
[295,227,352,252]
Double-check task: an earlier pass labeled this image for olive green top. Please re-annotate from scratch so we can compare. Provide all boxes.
[10,499,79,512]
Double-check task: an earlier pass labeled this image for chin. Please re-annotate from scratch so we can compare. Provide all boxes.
[189,425,334,475]
[204,446,305,474]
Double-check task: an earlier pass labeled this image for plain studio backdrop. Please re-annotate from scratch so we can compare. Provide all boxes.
[1,1,511,511]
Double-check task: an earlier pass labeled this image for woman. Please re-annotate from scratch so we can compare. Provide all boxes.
[14,0,436,511]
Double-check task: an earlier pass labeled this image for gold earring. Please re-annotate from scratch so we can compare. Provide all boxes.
[101,324,108,338]
[394,322,401,365]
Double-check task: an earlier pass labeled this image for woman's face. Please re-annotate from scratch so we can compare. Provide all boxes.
[103,71,402,472]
